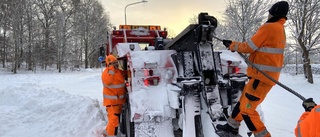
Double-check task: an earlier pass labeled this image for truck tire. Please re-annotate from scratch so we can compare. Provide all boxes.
[122,102,134,137]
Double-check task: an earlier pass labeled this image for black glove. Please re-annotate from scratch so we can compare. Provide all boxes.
[222,40,232,48]
[302,98,316,112]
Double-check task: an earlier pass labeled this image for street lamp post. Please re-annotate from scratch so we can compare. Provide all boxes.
[124,0,147,25]
[295,49,298,75]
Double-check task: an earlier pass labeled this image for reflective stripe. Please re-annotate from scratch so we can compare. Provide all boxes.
[247,39,284,54]
[297,121,302,137]
[227,117,240,129]
[250,63,282,72]
[316,107,320,112]
[233,43,239,51]
[254,128,269,137]
[257,47,284,54]
[108,70,115,75]
[103,94,125,99]
[103,83,125,89]
[247,39,259,51]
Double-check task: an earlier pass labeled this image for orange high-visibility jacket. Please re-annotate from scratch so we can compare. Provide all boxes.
[101,66,126,106]
[295,105,320,137]
[229,18,287,86]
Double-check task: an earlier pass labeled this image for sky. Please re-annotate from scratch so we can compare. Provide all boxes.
[100,0,227,35]
[1,51,319,137]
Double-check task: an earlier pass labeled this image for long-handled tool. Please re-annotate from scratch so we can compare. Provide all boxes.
[212,36,306,101]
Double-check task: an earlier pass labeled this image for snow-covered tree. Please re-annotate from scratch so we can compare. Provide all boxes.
[10,0,28,73]
[0,0,11,68]
[0,0,111,73]
[221,0,272,42]
[74,0,111,69]
[24,0,39,71]
[188,14,198,24]
[54,0,77,72]
[287,0,320,84]
[164,27,176,39]
[34,0,58,70]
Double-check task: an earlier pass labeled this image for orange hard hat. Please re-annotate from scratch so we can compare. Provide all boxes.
[106,55,117,65]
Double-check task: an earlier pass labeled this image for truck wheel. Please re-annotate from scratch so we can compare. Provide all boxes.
[120,105,126,135]
[123,102,134,137]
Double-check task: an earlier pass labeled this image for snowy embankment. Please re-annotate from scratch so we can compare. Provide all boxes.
[0,69,106,137]
[0,86,104,137]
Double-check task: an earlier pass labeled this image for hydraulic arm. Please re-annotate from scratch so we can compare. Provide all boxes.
[165,13,222,137]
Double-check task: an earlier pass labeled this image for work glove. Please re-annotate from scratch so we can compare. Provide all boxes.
[222,40,232,48]
[302,98,316,112]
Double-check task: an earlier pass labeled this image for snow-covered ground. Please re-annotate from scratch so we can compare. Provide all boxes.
[0,68,319,137]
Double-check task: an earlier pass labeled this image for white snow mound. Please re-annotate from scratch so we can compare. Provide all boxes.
[0,84,105,137]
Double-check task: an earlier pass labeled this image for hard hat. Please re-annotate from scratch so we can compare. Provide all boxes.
[105,55,117,65]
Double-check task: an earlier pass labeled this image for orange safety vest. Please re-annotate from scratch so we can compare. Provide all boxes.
[229,18,286,86]
[101,66,126,106]
[295,105,320,137]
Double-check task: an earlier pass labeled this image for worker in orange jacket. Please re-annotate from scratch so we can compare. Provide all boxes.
[295,98,319,137]
[216,1,289,137]
[102,55,126,137]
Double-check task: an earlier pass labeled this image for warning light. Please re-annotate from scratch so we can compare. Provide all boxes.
[159,31,167,38]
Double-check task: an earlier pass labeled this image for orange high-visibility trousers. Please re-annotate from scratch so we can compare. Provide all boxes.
[231,79,272,137]
[106,105,123,136]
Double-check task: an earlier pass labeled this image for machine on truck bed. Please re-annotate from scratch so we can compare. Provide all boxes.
[100,13,248,137]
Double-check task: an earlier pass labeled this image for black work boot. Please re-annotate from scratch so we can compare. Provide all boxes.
[216,123,239,135]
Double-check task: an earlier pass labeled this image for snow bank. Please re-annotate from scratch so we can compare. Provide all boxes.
[0,84,105,137]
